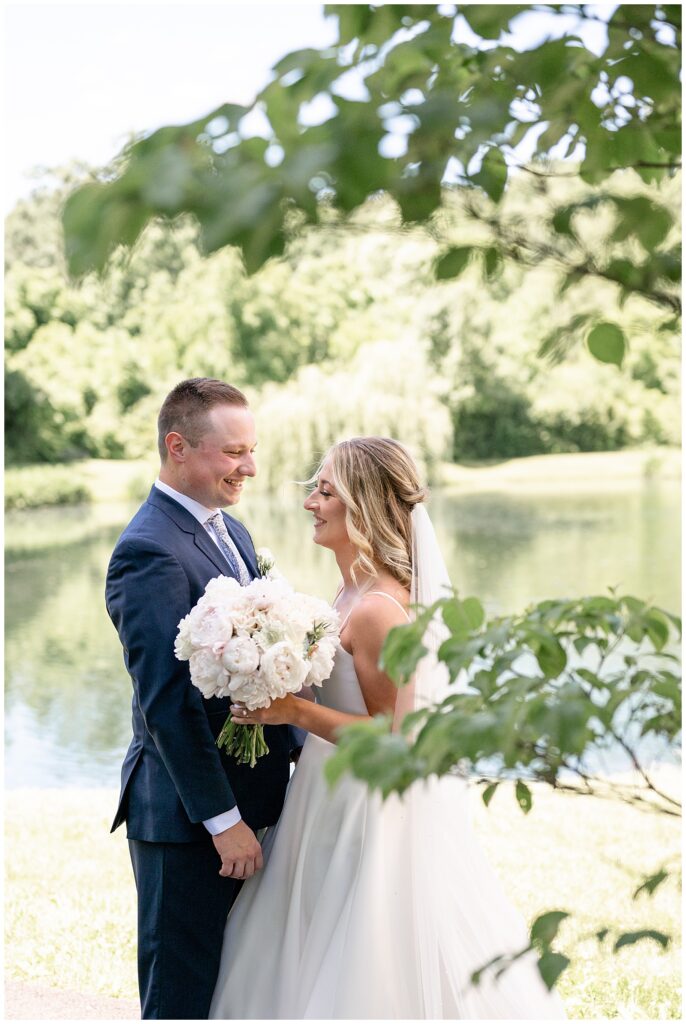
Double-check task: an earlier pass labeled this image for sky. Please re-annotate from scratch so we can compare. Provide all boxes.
[4,0,337,209]
[4,1,612,213]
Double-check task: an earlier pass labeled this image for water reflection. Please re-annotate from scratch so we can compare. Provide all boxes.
[5,481,680,787]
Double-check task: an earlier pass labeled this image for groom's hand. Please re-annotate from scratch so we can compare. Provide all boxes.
[213,820,264,880]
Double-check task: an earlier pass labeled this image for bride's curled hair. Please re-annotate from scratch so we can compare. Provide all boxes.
[321,437,427,588]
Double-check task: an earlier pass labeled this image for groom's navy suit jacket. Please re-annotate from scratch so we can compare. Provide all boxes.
[106,486,292,843]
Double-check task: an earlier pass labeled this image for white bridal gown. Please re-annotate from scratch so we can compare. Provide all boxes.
[210,598,566,1020]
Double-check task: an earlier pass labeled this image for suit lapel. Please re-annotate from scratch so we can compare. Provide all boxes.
[146,485,257,582]
[147,486,235,579]
[193,523,234,578]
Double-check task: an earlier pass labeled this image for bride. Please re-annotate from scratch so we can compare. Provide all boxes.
[209,436,566,1019]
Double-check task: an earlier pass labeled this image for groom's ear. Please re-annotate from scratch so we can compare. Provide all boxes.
[165,431,187,463]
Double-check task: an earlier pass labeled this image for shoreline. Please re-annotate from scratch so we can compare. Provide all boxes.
[437,447,681,492]
[6,447,682,514]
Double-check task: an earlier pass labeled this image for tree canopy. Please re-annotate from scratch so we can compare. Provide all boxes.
[62,3,681,365]
[6,170,679,467]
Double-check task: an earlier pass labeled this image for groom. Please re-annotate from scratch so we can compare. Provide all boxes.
[106,378,295,1019]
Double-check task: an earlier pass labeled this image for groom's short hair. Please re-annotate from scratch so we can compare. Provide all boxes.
[158,378,248,460]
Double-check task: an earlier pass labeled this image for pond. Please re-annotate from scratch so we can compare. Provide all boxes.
[5,479,680,788]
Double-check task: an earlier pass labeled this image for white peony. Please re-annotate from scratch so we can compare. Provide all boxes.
[188,604,232,648]
[228,602,263,637]
[189,648,227,698]
[260,640,309,698]
[221,636,261,675]
[174,615,194,660]
[228,671,273,710]
[175,573,341,765]
[305,637,338,686]
[203,575,242,603]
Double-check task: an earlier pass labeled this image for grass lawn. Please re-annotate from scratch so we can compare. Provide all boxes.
[438,447,681,493]
[5,777,680,1018]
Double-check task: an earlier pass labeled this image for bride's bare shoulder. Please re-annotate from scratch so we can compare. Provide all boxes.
[348,584,411,638]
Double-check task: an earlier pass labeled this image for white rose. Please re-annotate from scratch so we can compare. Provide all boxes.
[189,648,227,698]
[221,636,261,675]
[306,638,338,686]
[260,640,309,698]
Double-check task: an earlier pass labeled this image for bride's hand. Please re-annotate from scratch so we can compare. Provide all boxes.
[231,695,298,726]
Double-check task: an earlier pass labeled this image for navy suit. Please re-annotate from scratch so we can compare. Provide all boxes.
[106,486,292,1018]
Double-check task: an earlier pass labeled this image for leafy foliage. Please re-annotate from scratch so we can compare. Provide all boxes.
[328,592,681,805]
[5,171,680,467]
[61,5,680,319]
[327,590,681,987]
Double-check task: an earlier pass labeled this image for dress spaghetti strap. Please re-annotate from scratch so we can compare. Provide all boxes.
[365,591,411,621]
[335,588,411,631]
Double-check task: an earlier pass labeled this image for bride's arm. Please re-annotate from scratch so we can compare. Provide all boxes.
[231,597,403,744]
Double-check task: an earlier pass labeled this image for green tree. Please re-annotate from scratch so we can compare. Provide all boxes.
[6,164,679,466]
[62,3,681,370]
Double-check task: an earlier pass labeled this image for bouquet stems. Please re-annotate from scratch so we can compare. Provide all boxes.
[217,718,270,767]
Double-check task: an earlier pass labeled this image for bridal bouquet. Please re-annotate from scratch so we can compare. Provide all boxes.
[175,554,340,766]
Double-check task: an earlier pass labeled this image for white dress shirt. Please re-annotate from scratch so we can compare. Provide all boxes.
[154,479,242,834]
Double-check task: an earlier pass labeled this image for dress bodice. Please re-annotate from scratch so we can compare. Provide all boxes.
[317,648,368,716]
[317,590,412,717]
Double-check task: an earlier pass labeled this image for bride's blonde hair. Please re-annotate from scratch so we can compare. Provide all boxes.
[317,437,427,588]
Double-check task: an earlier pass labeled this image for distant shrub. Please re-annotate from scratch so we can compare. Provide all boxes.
[5,465,91,510]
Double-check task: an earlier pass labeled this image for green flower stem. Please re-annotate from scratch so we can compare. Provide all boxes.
[216,718,270,767]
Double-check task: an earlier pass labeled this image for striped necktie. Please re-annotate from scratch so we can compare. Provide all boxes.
[206,512,251,585]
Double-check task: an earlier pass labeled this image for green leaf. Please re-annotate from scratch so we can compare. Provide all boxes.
[327,3,374,45]
[462,5,527,38]
[379,622,427,684]
[349,731,416,798]
[482,247,502,281]
[652,675,681,707]
[442,596,485,636]
[515,779,532,813]
[617,50,680,104]
[614,929,670,951]
[645,610,671,652]
[611,196,673,254]
[531,910,570,947]
[472,148,508,203]
[552,205,576,238]
[62,184,149,278]
[537,314,590,364]
[634,869,669,900]
[482,782,499,807]
[532,633,567,677]
[537,951,570,990]
[586,322,626,367]
[435,247,473,280]
[397,171,443,223]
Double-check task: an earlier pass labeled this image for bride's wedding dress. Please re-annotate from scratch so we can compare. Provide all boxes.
[209,591,566,1020]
